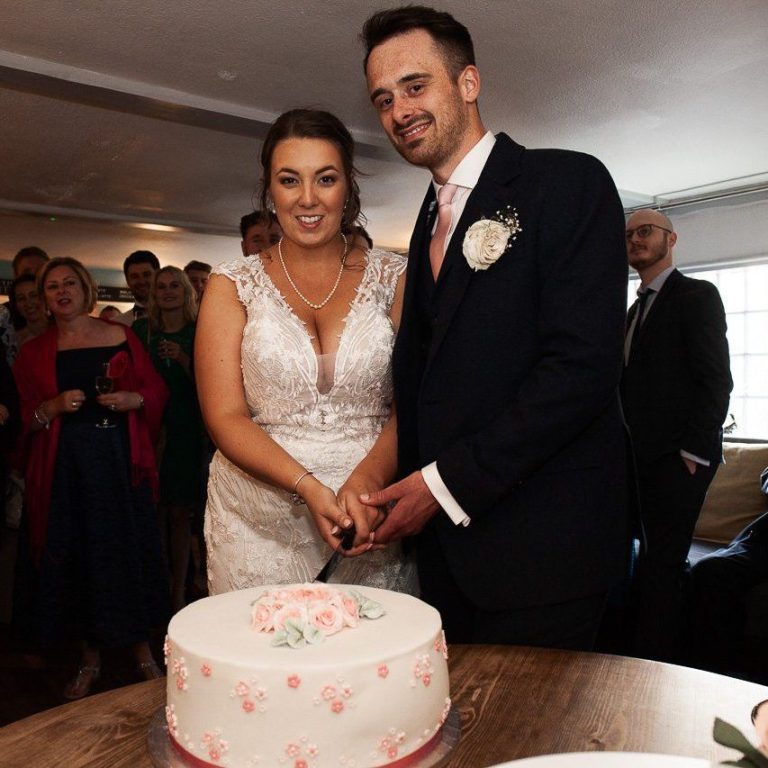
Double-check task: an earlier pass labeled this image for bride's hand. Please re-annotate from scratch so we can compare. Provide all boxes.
[336,473,388,556]
[301,478,356,554]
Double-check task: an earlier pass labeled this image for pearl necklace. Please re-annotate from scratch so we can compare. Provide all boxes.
[278,233,348,310]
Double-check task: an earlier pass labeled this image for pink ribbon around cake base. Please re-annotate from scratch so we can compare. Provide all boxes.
[169,725,445,768]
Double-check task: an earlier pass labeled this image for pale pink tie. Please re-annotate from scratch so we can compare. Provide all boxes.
[429,183,458,280]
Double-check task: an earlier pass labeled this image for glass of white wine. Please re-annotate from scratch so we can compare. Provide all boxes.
[95,362,115,429]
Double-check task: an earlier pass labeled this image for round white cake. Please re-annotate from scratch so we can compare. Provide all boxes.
[164,584,451,767]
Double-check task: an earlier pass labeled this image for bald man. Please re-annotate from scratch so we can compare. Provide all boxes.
[621,208,732,662]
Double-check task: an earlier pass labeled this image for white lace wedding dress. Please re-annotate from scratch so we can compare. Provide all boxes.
[205,249,418,595]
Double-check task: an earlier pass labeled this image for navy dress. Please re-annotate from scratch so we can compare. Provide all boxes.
[25,343,168,648]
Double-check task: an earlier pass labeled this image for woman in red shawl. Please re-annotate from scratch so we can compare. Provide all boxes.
[13,257,169,699]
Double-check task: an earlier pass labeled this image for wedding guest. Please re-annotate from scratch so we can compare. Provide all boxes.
[240,211,282,256]
[622,209,732,661]
[183,260,212,302]
[98,305,122,321]
[688,470,768,681]
[197,109,416,594]
[117,250,160,325]
[134,266,203,612]
[4,247,49,360]
[0,344,20,531]
[754,700,768,757]
[12,246,49,279]
[10,275,48,346]
[359,6,629,647]
[12,257,168,699]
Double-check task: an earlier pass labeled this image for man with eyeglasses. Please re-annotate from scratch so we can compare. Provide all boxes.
[621,208,732,662]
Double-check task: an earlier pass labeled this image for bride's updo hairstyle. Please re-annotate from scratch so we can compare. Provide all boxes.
[260,108,364,235]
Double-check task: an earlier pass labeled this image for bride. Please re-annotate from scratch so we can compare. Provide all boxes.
[196,109,417,594]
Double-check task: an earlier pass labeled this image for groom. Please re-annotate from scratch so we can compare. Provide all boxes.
[360,6,630,648]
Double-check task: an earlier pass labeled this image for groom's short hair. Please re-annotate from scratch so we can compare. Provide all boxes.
[361,5,475,79]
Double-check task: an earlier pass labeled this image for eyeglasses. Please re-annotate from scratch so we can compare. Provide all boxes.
[625,223,672,241]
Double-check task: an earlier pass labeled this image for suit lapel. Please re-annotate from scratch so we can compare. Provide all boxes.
[426,134,525,370]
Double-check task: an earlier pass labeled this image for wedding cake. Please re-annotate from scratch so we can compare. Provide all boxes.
[165,584,451,767]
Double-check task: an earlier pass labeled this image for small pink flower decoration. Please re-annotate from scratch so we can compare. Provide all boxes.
[285,744,301,758]
[234,681,249,697]
[287,674,301,688]
[306,744,319,757]
[295,761,308,768]
[321,684,336,701]
[340,684,353,699]
[377,664,389,679]
[201,664,212,677]
[242,699,255,713]
[331,700,344,714]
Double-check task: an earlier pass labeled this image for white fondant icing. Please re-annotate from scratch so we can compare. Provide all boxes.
[167,585,450,767]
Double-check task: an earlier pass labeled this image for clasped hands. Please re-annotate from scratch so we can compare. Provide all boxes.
[305,470,440,558]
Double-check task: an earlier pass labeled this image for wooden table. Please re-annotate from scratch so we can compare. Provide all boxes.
[0,646,765,767]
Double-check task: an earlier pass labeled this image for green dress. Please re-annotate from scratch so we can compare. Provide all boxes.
[133,319,203,506]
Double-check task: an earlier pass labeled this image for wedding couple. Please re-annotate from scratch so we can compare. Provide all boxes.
[196,6,630,648]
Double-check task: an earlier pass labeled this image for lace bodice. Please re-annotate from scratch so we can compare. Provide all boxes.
[205,249,416,594]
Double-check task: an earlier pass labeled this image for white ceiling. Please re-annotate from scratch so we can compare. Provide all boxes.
[1,0,767,267]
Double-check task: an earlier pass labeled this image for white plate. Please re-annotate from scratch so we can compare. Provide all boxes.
[486,753,712,768]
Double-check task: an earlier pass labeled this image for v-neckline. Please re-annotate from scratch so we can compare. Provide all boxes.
[252,253,371,388]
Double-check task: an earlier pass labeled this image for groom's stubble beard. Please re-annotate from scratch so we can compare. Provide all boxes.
[391,87,471,173]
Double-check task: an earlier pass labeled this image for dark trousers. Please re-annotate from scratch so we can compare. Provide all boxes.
[633,452,718,661]
[688,538,768,678]
[417,527,607,650]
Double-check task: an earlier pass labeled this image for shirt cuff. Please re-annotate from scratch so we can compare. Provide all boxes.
[680,449,710,467]
[421,463,471,527]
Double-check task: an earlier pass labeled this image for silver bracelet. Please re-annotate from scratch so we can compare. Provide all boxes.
[291,470,313,506]
[33,405,50,429]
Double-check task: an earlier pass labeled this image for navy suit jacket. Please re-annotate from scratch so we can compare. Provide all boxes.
[393,134,630,610]
[621,269,732,465]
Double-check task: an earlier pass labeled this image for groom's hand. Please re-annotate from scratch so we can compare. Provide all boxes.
[360,471,440,543]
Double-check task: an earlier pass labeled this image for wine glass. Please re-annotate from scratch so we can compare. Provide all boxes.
[95,363,115,428]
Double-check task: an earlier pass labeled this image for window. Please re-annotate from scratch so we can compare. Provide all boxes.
[629,262,768,438]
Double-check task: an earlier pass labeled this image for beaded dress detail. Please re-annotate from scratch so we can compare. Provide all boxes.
[205,250,417,595]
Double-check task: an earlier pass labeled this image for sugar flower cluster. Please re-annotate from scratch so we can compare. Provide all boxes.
[250,585,384,648]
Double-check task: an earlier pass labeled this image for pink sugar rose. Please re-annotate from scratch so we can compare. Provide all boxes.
[341,595,359,627]
[310,602,343,636]
[251,601,276,632]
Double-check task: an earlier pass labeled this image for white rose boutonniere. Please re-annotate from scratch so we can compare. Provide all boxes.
[463,206,522,271]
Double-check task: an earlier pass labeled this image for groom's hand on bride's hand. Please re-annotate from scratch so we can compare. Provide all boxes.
[359,471,440,544]
[336,481,387,556]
